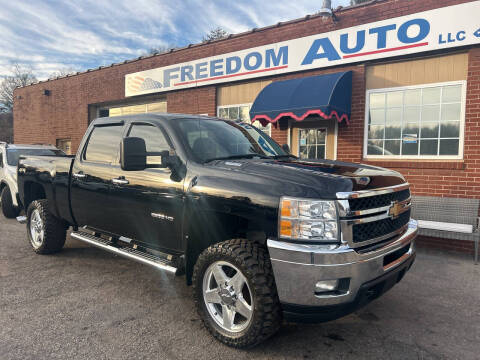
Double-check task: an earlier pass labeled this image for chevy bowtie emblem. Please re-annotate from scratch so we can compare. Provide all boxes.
[356,177,371,186]
[388,201,404,219]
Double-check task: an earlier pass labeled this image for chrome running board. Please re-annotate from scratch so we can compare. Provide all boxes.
[70,231,177,274]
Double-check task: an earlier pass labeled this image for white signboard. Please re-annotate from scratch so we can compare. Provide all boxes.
[125,1,480,97]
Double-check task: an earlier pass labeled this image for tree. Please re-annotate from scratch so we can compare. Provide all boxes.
[0,63,37,113]
[147,45,170,55]
[202,27,228,42]
[144,44,179,56]
[350,0,371,5]
[48,67,78,80]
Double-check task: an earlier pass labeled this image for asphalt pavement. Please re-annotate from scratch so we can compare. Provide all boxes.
[1,215,479,359]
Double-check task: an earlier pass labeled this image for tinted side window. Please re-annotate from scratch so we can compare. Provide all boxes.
[128,124,170,165]
[84,125,124,163]
[128,124,169,152]
[0,151,3,168]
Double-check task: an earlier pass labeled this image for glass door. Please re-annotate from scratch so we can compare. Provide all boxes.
[299,128,327,160]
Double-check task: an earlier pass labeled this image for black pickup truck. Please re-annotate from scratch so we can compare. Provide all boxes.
[17,113,417,347]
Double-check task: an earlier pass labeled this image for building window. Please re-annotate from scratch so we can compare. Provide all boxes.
[56,139,72,155]
[99,101,167,117]
[364,81,465,159]
[217,104,271,136]
[299,128,326,160]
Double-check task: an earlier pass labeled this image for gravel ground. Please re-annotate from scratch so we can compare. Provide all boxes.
[1,215,479,359]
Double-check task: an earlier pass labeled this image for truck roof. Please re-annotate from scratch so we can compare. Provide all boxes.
[0,143,57,150]
[93,112,222,125]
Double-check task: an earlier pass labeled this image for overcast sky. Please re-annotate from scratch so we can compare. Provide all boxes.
[0,0,350,80]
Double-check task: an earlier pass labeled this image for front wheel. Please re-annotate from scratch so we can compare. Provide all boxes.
[26,200,66,254]
[1,186,20,218]
[193,239,282,348]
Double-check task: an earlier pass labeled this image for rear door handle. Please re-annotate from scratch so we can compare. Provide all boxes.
[73,172,86,179]
[112,177,129,185]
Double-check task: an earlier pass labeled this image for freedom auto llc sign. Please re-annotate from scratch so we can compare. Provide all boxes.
[125,1,480,97]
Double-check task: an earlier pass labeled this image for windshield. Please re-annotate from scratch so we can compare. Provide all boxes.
[174,119,288,163]
[6,148,65,166]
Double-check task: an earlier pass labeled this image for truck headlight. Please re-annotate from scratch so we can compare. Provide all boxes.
[279,197,338,242]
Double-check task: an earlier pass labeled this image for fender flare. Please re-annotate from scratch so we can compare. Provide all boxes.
[183,209,269,285]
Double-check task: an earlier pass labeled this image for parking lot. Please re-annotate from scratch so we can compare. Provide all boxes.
[1,215,479,360]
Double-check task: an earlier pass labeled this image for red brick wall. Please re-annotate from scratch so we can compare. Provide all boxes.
[336,66,366,164]
[167,86,217,116]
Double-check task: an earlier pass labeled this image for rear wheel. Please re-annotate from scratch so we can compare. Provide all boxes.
[1,186,20,218]
[26,200,66,254]
[193,239,282,348]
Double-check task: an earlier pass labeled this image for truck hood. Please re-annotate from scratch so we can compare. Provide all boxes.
[208,158,405,198]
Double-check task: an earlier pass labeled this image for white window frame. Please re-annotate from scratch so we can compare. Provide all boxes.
[217,103,272,136]
[363,80,467,160]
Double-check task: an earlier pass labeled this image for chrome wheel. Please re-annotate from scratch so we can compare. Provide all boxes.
[29,209,44,249]
[202,261,253,333]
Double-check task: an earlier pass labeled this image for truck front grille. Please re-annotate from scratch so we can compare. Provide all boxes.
[348,189,410,212]
[336,184,412,249]
[352,209,411,243]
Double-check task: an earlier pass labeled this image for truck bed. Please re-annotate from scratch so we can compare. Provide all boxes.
[17,155,75,224]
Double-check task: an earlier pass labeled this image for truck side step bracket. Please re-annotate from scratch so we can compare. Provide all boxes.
[70,231,178,274]
[16,215,27,224]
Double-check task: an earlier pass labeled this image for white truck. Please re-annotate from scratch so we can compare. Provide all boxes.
[0,142,64,218]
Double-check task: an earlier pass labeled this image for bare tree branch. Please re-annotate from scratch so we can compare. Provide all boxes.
[142,44,180,56]
[350,0,371,5]
[0,63,37,112]
[48,67,78,80]
[147,45,170,55]
[202,27,229,42]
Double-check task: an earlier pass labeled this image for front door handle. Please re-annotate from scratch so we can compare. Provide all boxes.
[73,172,86,179]
[112,177,129,185]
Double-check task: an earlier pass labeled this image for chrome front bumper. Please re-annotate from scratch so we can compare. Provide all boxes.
[268,219,418,308]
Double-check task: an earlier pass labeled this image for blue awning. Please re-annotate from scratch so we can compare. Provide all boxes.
[249,71,352,126]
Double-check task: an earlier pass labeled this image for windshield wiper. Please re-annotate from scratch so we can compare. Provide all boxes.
[203,154,270,163]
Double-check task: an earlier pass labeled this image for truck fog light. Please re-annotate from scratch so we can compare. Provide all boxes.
[315,280,339,293]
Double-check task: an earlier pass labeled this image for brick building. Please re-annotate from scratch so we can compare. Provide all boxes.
[13,0,480,253]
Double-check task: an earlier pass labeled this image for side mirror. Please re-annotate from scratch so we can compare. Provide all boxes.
[120,137,147,171]
[282,144,291,154]
[161,151,182,169]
